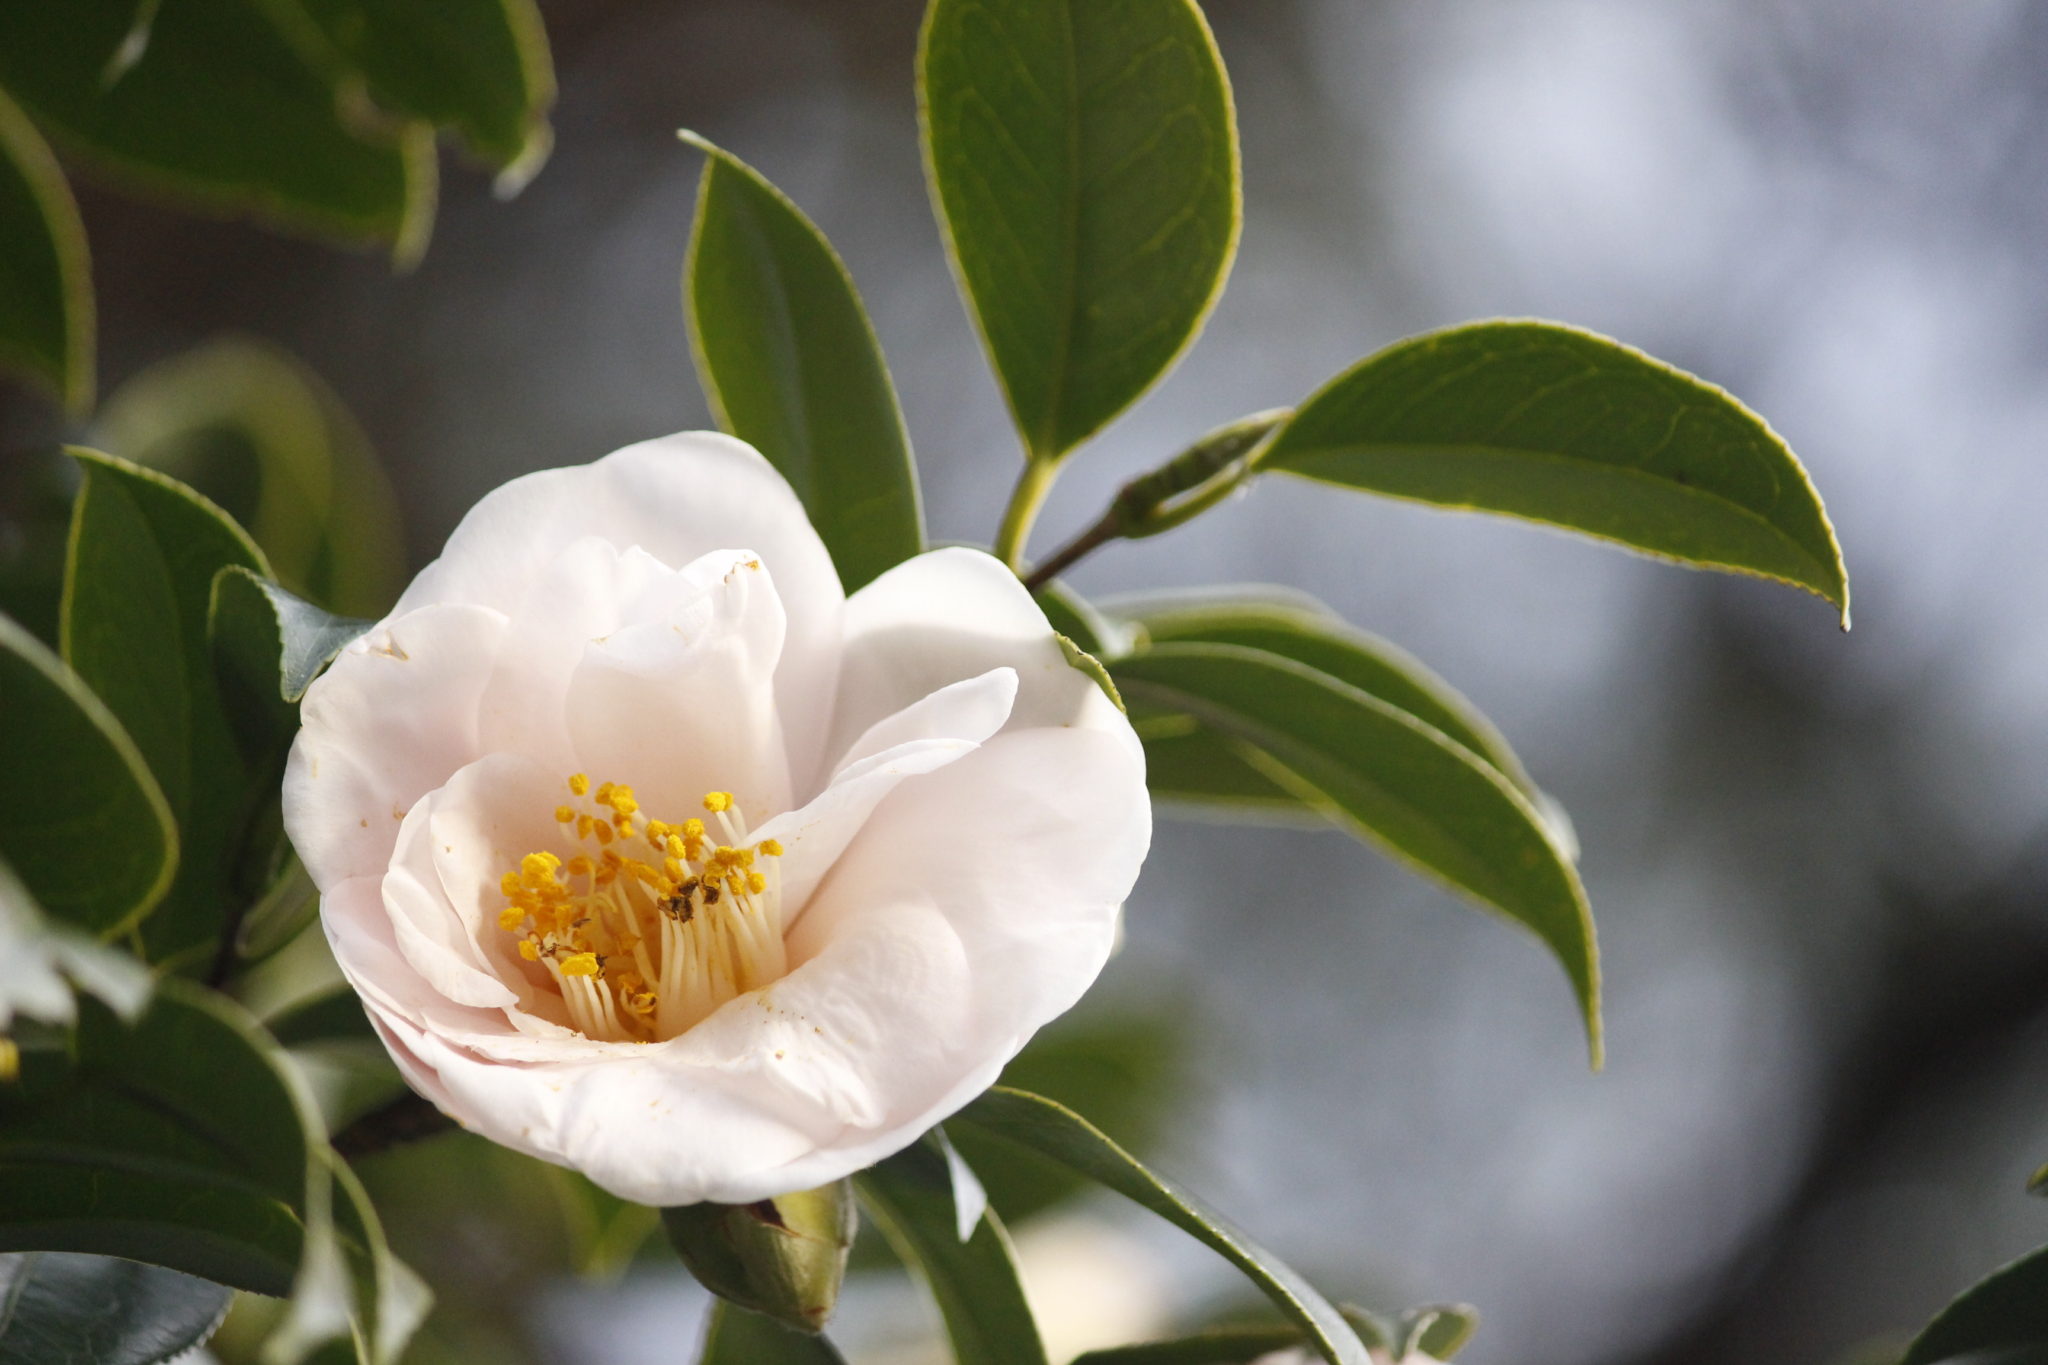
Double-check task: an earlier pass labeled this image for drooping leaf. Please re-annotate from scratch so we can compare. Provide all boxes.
[95,338,407,618]
[0,1252,231,1365]
[1071,1327,1305,1365]
[919,0,1241,461]
[1255,321,1849,623]
[954,1088,1371,1365]
[279,0,554,181]
[1903,1244,2048,1365]
[1111,644,1600,1062]
[0,611,175,936]
[682,132,923,594]
[61,449,269,964]
[856,1138,1048,1365]
[1129,597,1538,795]
[698,1301,851,1365]
[0,87,92,412]
[0,0,432,252]
[0,982,313,1295]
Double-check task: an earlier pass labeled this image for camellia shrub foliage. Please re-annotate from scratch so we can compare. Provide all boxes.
[10,3,2028,1364]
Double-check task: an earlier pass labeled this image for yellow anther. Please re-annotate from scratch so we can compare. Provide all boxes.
[703,791,732,813]
[617,818,635,838]
[518,939,540,962]
[500,871,522,897]
[747,872,767,895]
[498,906,526,930]
[759,839,783,857]
[611,788,639,817]
[593,822,614,846]
[666,835,686,858]
[595,781,615,805]
[646,820,670,841]
[561,953,600,977]
[569,774,590,796]
[683,818,705,839]
[665,857,684,880]
[567,855,593,878]
[554,805,574,824]
[521,851,562,879]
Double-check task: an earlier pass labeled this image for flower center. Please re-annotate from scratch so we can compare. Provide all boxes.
[497,774,786,1043]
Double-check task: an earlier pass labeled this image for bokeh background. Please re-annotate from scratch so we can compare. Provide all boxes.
[6,2,2048,1363]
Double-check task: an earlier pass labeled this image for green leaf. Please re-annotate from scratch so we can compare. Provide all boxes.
[856,1138,1048,1365]
[0,981,426,1364]
[1256,321,1849,624]
[699,1301,851,1365]
[61,449,269,963]
[0,0,432,253]
[661,1183,856,1335]
[265,987,373,1050]
[1395,1304,1478,1361]
[1071,1328,1305,1365]
[1131,597,1539,796]
[681,133,923,594]
[0,87,92,412]
[1033,581,1125,659]
[276,0,555,181]
[1130,710,1322,823]
[95,338,407,618]
[954,1088,1371,1365]
[918,0,1241,460]
[0,611,175,936]
[0,1252,231,1365]
[0,981,313,1296]
[1110,644,1600,1063]
[1903,1244,2048,1365]
[212,568,372,709]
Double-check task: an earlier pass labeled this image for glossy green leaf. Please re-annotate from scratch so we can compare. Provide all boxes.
[661,1182,856,1335]
[281,0,554,179]
[212,568,372,708]
[1256,321,1849,622]
[1132,598,1538,795]
[0,87,92,412]
[1111,644,1600,1062]
[1903,1244,2048,1365]
[1033,581,1125,659]
[699,1301,851,1365]
[0,611,175,936]
[62,449,269,963]
[682,133,922,593]
[955,1088,1370,1365]
[96,338,407,618]
[856,1138,1048,1365]
[0,0,432,253]
[0,1252,231,1365]
[1395,1304,1478,1361]
[0,451,75,650]
[1130,708,1322,823]
[0,982,312,1295]
[1071,1328,1304,1365]
[919,0,1241,460]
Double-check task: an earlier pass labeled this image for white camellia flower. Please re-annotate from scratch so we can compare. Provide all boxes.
[283,433,1150,1206]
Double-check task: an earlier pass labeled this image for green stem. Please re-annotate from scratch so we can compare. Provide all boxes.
[992,457,1061,574]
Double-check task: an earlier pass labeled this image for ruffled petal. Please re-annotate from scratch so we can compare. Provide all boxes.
[394,434,844,776]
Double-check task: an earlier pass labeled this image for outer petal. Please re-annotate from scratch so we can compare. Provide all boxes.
[394,434,845,778]
[828,548,1130,764]
[285,604,509,890]
[376,723,1148,1206]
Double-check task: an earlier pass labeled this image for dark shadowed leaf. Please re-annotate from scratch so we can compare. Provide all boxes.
[62,450,269,964]
[955,1088,1370,1365]
[0,1252,231,1365]
[0,612,174,936]
[1256,321,1849,623]
[1110,644,1600,1062]
[1071,1327,1304,1365]
[682,132,922,593]
[0,0,430,251]
[919,0,1240,460]
[286,0,554,180]
[0,88,91,412]
[1904,1244,2048,1365]
[857,1138,1048,1365]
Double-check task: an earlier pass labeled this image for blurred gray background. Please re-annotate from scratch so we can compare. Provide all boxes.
[9,2,2048,1363]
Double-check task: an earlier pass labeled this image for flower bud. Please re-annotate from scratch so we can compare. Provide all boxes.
[661,1179,857,1333]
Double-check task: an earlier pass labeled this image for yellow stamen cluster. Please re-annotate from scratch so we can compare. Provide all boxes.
[495,775,787,1042]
